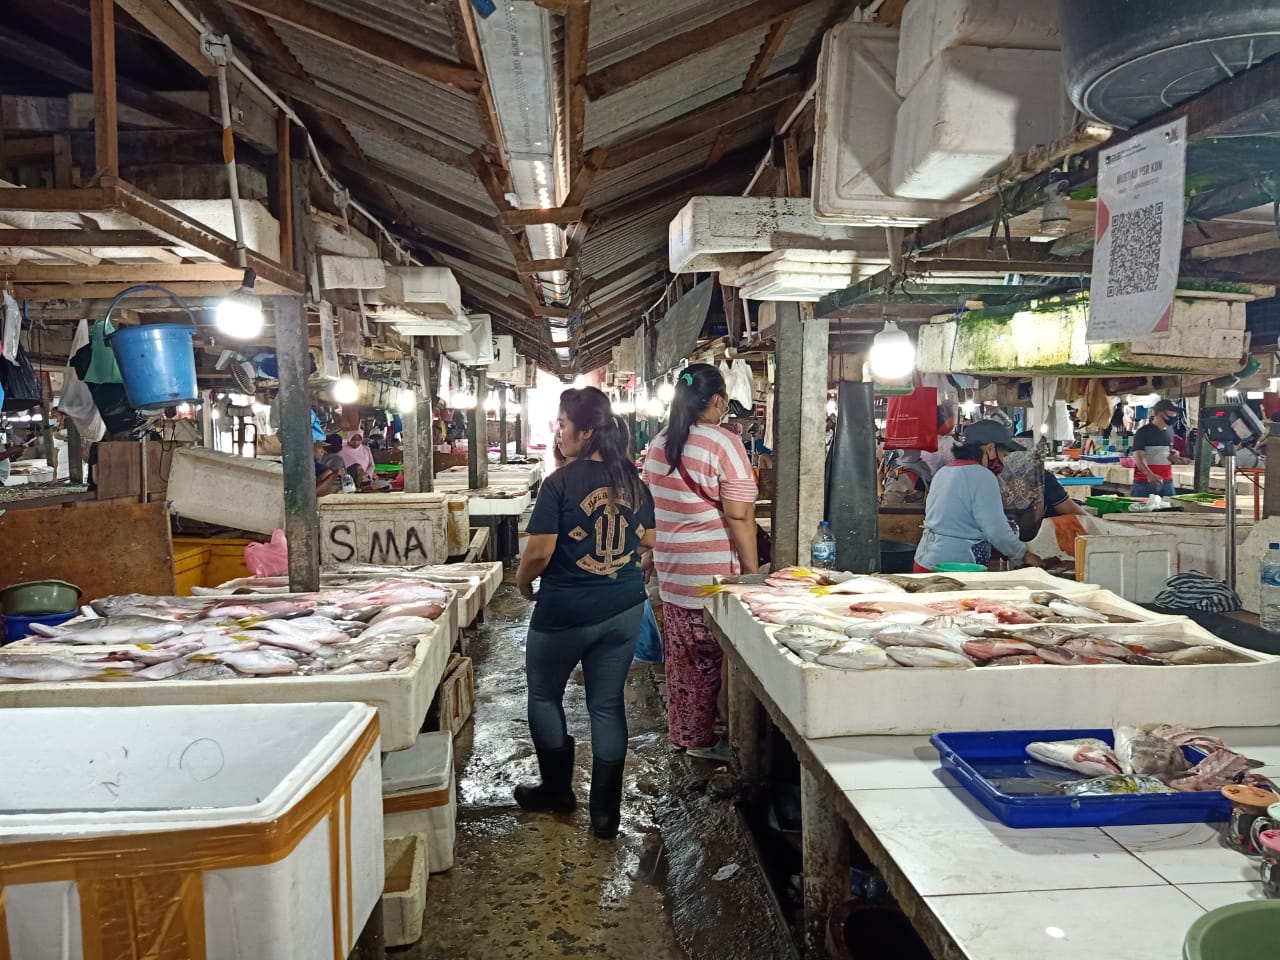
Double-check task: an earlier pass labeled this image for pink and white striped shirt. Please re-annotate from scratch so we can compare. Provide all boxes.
[642,424,758,608]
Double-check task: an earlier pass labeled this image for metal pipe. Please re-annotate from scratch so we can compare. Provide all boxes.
[139,434,149,505]
[214,60,248,269]
[1225,443,1238,591]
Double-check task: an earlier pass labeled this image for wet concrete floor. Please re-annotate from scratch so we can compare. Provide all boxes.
[411,580,797,960]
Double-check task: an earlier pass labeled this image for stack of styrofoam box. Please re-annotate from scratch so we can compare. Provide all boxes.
[812,20,970,225]
[442,314,496,366]
[889,0,1065,200]
[724,250,891,302]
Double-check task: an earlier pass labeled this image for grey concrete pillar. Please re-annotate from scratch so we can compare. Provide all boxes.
[772,302,829,568]
[515,389,529,457]
[498,388,508,464]
[467,369,489,491]
[273,295,320,591]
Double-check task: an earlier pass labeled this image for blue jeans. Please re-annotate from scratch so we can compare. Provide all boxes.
[525,602,644,762]
[1131,479,1175,498]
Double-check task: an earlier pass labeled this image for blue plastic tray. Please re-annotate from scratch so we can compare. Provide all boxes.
[1082,454,1123,463]
[931,728,1231,829]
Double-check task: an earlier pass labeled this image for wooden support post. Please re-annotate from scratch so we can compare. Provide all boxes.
[273,296,320,591]
[90,0,119,180]
[772,302,829,567]
[800,765,851,960]
[467,370,489,491]
[627,410,638,459]
[515,389,528,457]
[67,421,83,485]
[276,112,294,271]
[727,659,768,783]
[498,388,508,464]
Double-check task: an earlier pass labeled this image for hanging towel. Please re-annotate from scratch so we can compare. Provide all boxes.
[59,320,106,441]
[83,320,123,384]
[1154,572,1242,613]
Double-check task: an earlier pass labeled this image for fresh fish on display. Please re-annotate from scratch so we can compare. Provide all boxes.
[765,567,829,586]
[27,616,184,645]
[0,655,134,683]
[868,624,970,654]
[132,656,209,681]
[1168,749,1259,792]
[1148,726,1228,752]
[1155,645,1254,665]
[1025,738,1123,777]
[1032,645,1086,666]
[1062,775,1175,797]
[213,648,300,676]
[883,646,973,668]
[881,574,965,593]
[775,626,848,656]
[1047,600,1109,623]
[962,638,1039,660]
[1115,635,1190,654]
[984,654,1043,666]
[356,616,436,642]
[182,664,239,681]
[90,594,208,619]
[1122,653,1167,666]
[809,577,906,598]
[1061,637,1134,661]
[368,600,447,625]
[813,640,890,670]
[329,660,391,675]
[1114,725,1191,780]
[785,614,860,634]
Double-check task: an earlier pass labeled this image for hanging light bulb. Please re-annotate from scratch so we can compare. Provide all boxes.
[484,392,500,412]
[333,376,359,404]
[960,399,978,418]
[614,400,633,415]
[572,374,586,389]
[657,380,676,403]
[826,398,837,416]
[869,319,915,381]
[215,269,264,339]
[397,389,416,413]
[645,396,666,418]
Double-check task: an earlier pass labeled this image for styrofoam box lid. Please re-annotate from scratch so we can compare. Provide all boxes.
[0,702,377,837]
[382,731,453,794]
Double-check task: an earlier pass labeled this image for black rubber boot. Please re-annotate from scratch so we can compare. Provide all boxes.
[514,738,577,812]
[589,757,625,839]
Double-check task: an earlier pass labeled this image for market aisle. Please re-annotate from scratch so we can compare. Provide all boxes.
[414,580,796,960]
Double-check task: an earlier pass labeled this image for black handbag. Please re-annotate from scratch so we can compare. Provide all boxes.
[0,347,42,412]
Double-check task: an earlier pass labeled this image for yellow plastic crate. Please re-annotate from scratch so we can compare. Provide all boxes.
[172,538,251,593]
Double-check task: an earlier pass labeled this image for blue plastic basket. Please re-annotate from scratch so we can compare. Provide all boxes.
[3,610,75,645]
[931,728,1232,828]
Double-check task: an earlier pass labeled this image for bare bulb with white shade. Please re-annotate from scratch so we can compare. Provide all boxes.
[215,288,264,339]
[869,320,915,381]
[332,376,359,404]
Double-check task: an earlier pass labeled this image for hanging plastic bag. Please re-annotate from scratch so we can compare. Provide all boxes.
[59,320,106,441]
[633,600,664,664]
[0,346,42,412]
[1,292,19,360]
[245,528,290,578]
[883,381,939,452]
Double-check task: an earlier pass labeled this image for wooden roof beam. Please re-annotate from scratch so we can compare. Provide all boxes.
[342,158,497,234]
[743,15,794,93]
[592,145,761,230]
[564,1,591,197]
[499,206,586,228]
[601,71,804,170]
[227,0,482,93]
[441,0,510,166]
[583,0,812,100]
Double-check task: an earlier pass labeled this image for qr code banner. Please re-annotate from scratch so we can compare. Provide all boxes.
[1087,117,1187,344]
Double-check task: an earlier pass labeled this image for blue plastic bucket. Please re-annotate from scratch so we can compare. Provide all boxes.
[3,610,76,645]
[108,323,198,409]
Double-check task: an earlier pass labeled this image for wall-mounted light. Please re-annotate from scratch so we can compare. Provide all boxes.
[1038,176,1072,237]
[216,269,263,339]
[869,318,915,381]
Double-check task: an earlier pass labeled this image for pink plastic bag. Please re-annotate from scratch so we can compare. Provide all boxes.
[245,529,289,577]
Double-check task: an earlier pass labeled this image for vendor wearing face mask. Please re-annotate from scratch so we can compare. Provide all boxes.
[914,420,1042,572]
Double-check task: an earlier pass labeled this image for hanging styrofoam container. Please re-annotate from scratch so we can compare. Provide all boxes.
[0,701,383,960]
[488,335,518,378]
[311,210,379,258]
[320,493,450,567]
[669,197,884,274]
[612,335,636,374]
[168,447,285,535]
[890,46,1069,200]
[389,312,472,337]
[896,0,1061,97]
[812,22,970,226]
[442,315,496,366]
[729,250,887,301]
[319,255,386,291]
[165,198,281,262]
[372,266,463,320]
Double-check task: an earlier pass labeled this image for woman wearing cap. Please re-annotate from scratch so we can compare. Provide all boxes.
[915,419,1042,572]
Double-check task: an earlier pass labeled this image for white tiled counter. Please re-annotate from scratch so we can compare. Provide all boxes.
[810,733,1274,959]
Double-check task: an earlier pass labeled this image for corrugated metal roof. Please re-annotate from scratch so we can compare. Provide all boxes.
[301,0,462,61]
[391,190,514,265]
[355,131,493,210]
[273,23,484,152]
[588,0,762,70]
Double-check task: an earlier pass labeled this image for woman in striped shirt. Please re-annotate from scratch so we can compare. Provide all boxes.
[642,364,759,762]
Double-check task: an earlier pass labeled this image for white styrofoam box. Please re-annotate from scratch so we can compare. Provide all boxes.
[382,833,428,948]
[1102,513,1255,585]
[813,21,971,226]
[488,335,517,378]
[728,250,889,301]
[711,589,1280,739]
[1076,533,1178,604]
[612,335,636,374]
[376,266,462,320]
[669,196,886,274]
[318,255,386,291]
[442,314,496,366]
[387,313,472,337]
[0,620,447,751]
[320,493,449,567]
[896,0,1061,97]
[168,447,284,535]
[383,732,456,873]
[891,46,1067,201]
[165,198,281,262]
[0,702,382,960]
[311,210,379,258]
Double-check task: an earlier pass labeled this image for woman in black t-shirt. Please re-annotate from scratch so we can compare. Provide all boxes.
[514,387,656,839]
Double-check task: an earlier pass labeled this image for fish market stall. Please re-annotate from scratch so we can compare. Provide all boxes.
[0,578,457,750]
[714,568,1280,958]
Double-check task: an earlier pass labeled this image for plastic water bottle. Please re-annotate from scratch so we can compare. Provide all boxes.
[340,472,356,494]
[811,521,836,570]
[1262,544,1280,633]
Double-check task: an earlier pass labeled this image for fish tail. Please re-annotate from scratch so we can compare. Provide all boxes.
[809,586,832,597]
[698,584,724,597]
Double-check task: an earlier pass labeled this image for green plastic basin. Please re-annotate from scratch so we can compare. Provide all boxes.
[933,563,987,573]
[1184,901,1280,960]
[0,579,82,616]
